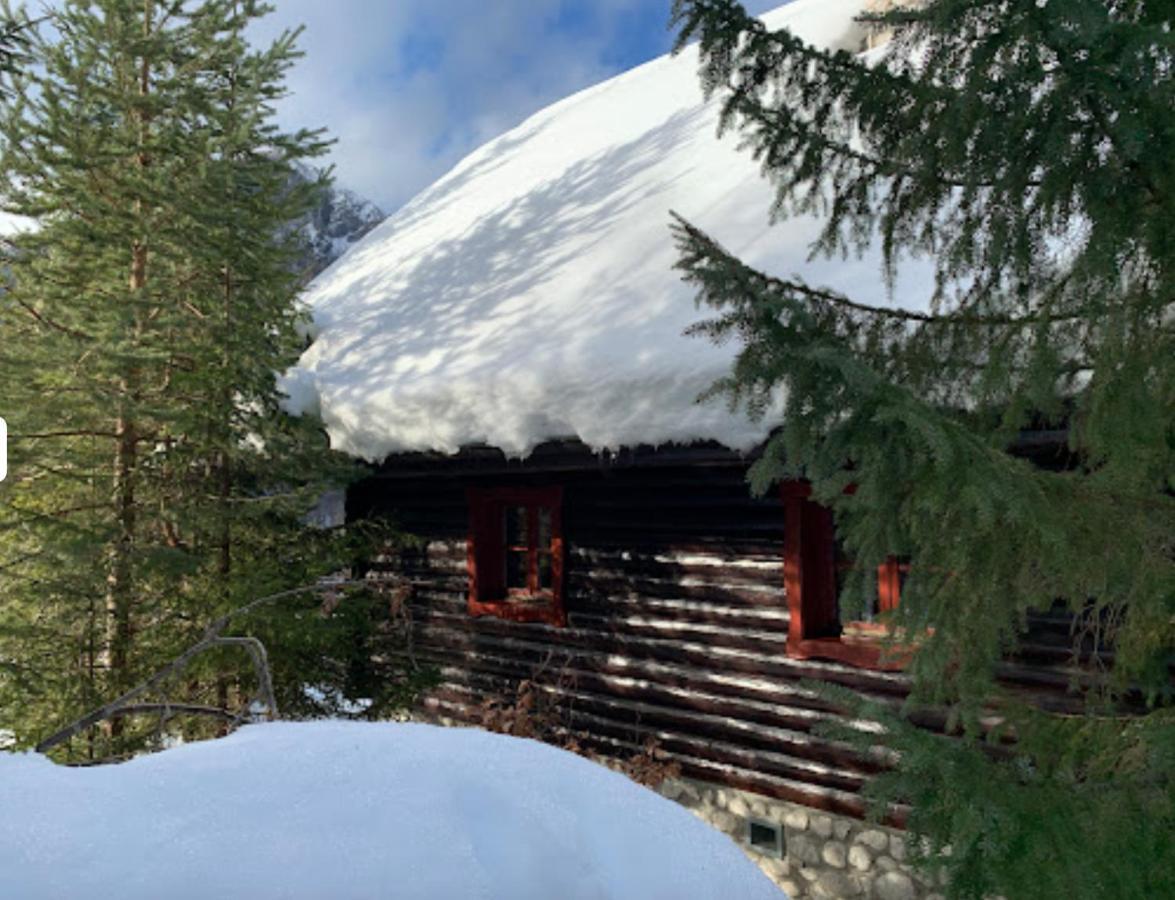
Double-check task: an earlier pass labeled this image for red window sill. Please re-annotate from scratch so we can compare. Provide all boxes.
[786,636,913,671]
[468,597,566,627]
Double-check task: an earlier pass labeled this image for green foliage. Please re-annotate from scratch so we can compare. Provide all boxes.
[0,4,36,90]
[247,579,439,723]
[671,1,1173,895]
[0,1,418,760]
[818,683,1175,900]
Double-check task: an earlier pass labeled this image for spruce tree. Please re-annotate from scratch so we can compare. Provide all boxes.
[670,2,1173,897]
[0,1,393,759]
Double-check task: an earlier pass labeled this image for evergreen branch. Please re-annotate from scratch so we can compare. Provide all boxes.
[673,0,1039,192]
[11,297,94,340]
[1022,2,1162,204]
[0,549,48,572]
[672,214,1078,328]
[10,430,119,440]
[723,85,1040,194]
[0,501,117,526]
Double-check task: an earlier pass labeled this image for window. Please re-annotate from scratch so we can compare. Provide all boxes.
[466,486,565,626]
[834,542,909,638]
[781,481,911,670]
[748,819,784,858]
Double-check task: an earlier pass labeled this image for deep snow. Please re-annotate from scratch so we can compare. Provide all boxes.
[0,210,34,235]
[281,0,936,461]
[0,720,784,900]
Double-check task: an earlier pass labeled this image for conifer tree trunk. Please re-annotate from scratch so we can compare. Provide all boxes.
[104,399,136,693]
[215,264,234,735]
[104,1,153,713]
[213,14,238,725]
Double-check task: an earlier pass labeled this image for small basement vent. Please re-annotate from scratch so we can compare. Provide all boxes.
[747,819,783,858]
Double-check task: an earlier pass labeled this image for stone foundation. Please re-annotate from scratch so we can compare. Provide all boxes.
[658,778,944,900]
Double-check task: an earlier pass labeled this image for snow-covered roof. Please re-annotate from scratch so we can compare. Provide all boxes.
[283,0,934,461]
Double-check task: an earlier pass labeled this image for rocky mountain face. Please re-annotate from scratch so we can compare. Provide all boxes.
[289,164,386,279]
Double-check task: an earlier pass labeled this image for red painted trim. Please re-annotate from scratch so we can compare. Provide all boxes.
[466,486,566,627]
[781,480,911,671]
[878,558,903,614]
[780,480,813,500]
[788,637,912,672]
[783,480,806,650]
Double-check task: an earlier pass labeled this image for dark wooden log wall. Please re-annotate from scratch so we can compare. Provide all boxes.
[349,441,1120,822]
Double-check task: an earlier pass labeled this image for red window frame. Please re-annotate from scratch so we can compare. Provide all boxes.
[466,486,566,627]
[782,481,912,670]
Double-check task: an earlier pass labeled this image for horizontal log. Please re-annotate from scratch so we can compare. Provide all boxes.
[385,577,788,614]
[385,540,786,570]
[436,674,889,778]
[427,662,839,736]
[568,572,783,606]
[555,703,869,793]
[388,557,785,596]
[393,581,1092,713]
[408,614,913,699]
[563,611,791,654]
[400,584,792,632]
[400,586,790,635]
[569,600,790,635]
[388,644,853,718]
[417,693,885,823]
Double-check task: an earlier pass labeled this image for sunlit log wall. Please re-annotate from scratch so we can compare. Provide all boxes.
[349,439,1110,822]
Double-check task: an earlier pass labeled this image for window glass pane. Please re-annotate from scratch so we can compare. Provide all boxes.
[537,551,552,590]
[506,550,529,590]
[538,507,552,550]
[504,505,529,548]
[840,571,880,621]
[860,578,881,622]
[833,538,880,621]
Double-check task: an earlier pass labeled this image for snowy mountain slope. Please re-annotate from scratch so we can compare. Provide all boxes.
[289,163,386,277]
[0,721,784,900]
[282,0,936,461]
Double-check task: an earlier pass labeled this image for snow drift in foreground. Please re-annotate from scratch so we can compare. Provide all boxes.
[0,721,784,900]
[282,0,936,461]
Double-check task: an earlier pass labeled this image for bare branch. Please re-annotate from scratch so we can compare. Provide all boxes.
[35,579,375,753]
[113,703,236,722]
[212,636,278,720]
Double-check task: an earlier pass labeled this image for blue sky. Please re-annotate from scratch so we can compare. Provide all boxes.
[249,1,781,213]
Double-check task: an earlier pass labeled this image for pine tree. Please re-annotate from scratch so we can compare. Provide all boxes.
[0,1,397,759]
[670,1,1173,897]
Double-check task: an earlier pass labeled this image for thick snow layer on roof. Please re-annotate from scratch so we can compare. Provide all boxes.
[283,0,935,461]
[0,721,783,899]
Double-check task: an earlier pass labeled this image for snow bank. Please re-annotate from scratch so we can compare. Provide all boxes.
[0,211,36,235]
[283,0,935,460]
[0,721,783,900]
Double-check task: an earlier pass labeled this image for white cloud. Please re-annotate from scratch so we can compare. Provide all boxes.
[250,1,788,211]
[27,1,790,214]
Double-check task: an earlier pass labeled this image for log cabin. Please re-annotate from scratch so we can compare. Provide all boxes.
[282,2,1100,896]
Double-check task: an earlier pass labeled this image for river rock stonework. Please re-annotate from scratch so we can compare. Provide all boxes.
[658,778,945,899]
